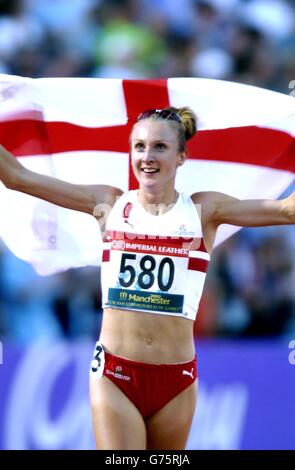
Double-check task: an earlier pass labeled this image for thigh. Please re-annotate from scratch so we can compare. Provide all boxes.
[89,374,147,450]
[146,380,198,450]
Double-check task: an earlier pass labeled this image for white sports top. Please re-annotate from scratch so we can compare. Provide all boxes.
[100,190,210,321]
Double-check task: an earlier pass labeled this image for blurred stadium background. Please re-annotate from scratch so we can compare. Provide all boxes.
[0,0,295,450]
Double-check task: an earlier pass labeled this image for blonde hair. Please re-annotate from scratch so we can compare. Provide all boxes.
[168,106,197,150]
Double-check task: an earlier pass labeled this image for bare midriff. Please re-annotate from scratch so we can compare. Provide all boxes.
[99,307,195,364]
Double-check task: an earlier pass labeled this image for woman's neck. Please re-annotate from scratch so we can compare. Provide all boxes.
[137,187,179,215]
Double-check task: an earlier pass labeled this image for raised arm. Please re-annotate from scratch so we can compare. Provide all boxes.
[0,144,123,215]
[192,190,295,228]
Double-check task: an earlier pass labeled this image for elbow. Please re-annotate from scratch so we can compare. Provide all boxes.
[4,179,15,190]
[3,172,22,191]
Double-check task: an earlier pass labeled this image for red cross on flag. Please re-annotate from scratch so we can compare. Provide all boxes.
[0,74,294,275]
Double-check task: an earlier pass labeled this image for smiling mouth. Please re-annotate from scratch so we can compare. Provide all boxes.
[141,168,160,174]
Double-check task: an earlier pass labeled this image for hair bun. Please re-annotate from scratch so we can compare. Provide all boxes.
[168,106,197,141]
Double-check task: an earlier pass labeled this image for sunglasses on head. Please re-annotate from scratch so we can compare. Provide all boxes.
[136,109,182,124]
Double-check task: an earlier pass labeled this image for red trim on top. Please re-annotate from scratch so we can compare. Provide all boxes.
[103,230,208,252]
[111,241,189,257]
[122,202,133,219]
[193,238,207,253]
[102,249,110,262]
[188,258,209,273]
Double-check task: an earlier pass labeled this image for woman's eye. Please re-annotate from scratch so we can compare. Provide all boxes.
[135,143,144,150]
[134,142,166,150]
[156,143,166,150]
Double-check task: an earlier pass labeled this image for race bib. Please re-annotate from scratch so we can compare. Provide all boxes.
[105,239,189,314]
[90,341,105,378]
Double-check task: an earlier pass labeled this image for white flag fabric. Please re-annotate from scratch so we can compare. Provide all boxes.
[0,74,294,275]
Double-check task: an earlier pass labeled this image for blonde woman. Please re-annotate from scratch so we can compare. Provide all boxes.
[1,107,294,450]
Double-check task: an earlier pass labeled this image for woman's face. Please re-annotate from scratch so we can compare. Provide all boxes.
[130,119,185,192]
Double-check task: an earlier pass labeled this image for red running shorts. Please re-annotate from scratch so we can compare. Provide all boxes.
[90,341,197,419]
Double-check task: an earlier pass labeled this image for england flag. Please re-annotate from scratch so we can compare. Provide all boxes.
[0,74,294,274]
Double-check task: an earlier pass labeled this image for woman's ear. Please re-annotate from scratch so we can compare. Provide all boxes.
[177,151,186,166]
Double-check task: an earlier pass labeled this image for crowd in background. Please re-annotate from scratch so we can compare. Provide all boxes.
[0,0,295,92]
[0,0,295,342]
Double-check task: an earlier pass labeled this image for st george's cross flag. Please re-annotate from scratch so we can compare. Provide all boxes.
[0,74,294,275]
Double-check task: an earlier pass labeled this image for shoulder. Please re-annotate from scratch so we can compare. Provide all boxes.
[104,186,125,206]
[191,191,223,205]
[191,191,218,225]
[93,186,124,219]
[191,191,235,226]
[191,190,238,206]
